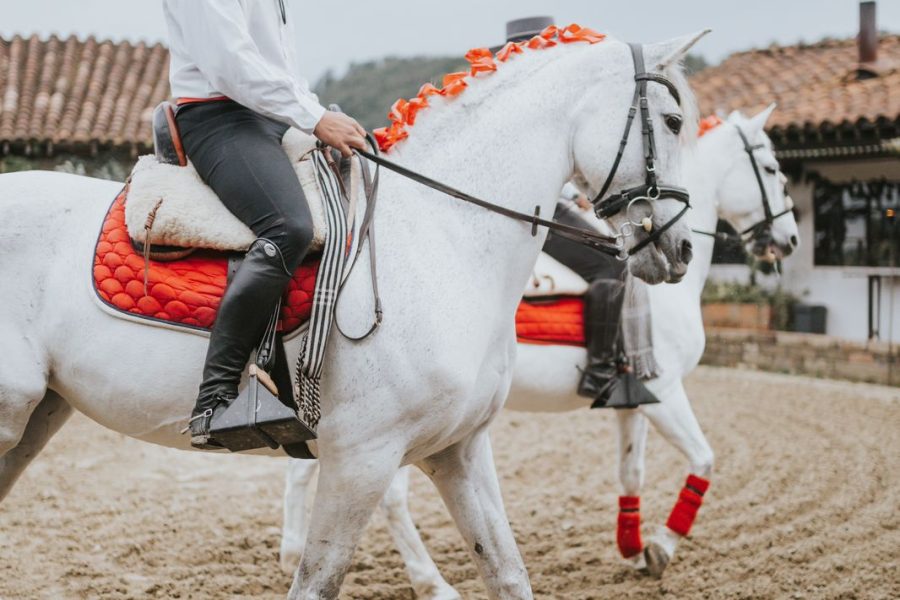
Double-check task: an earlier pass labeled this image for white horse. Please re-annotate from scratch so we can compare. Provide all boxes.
[0,34,706,599]
[279,106,798,597]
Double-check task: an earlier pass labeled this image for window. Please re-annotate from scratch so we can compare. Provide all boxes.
[813,179,900,267]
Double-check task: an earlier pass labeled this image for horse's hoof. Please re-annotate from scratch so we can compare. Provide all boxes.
[644,542,670,579]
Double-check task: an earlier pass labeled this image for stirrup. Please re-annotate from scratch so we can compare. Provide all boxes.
[591,371,660,409]
[208,365,316,453]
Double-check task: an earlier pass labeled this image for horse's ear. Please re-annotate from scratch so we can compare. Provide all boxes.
[648,29,712,71]
[748,103,777,133]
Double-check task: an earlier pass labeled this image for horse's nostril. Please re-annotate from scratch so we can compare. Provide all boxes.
[680,239,693,264]
[790,235,798,248]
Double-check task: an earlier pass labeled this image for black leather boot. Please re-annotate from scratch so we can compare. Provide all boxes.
[186,238,293,449]
[577,278,626,401]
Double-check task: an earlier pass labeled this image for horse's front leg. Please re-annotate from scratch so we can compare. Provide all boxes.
[287,450,401,600]
[615,409,650,568]
[380,466,461,600]
[280,460,320,574]
[641,379,714,578]
[421,429,532,600]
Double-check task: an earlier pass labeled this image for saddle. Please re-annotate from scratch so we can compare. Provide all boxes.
[92,102,365,457]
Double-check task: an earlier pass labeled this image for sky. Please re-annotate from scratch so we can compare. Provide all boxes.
[2,0,898,85]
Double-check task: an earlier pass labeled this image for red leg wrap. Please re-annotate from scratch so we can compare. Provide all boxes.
[617,496,643,558]
[666,474,710,536]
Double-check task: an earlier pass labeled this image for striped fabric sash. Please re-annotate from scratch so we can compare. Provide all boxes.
[294,150,352,432]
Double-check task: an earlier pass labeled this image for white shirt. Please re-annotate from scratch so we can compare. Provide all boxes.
[163,0,326,133]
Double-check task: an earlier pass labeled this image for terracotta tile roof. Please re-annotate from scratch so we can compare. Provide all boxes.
[0,34,169,156]
[691,35,900,151]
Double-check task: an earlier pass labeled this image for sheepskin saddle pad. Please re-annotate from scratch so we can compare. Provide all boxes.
[93,187,320,335]
[126,128,340,257]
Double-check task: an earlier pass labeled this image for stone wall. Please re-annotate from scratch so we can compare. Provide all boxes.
[701,328,899,387]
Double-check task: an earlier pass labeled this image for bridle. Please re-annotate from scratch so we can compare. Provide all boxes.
[353,42,688,260]
[591,43,691,256]
[692,123,794,246]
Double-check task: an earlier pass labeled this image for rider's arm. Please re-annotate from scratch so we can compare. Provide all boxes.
[165,0,325,133]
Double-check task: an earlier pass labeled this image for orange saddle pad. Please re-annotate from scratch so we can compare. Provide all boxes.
[93,188,320,334]
[515,296,586,347]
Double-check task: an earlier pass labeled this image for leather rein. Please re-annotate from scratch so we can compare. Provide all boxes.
[354,42,688,259]
[692,123,794,244]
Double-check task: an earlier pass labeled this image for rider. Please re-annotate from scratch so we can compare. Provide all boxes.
[543,186,657,408]
[162,0,367,448]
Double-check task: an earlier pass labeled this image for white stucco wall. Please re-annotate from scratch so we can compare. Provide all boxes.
[709,157,900,343]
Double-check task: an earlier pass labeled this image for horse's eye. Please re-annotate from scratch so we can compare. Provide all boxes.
[664,114,683,134]
[764,166,777,175]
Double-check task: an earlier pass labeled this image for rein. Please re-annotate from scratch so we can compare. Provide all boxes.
[353,42,689,260]
[692,123,794,244]
[354,146,627,257]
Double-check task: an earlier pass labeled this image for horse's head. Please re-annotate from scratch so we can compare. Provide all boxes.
[717,106,800,262]
[570,32,709,285]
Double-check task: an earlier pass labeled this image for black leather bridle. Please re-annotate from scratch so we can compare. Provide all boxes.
[353,42,688,259]
[591,43,691,256]
[692,124,794,245]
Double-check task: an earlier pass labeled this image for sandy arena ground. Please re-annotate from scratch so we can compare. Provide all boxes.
[1,366,898,599]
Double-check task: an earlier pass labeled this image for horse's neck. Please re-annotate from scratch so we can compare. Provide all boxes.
[680,137,731,299]
[373,50,598,308]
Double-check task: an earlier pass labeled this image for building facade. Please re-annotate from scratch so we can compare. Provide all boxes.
[692,27,900,343]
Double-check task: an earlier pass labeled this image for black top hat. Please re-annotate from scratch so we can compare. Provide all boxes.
[489,16,555,52]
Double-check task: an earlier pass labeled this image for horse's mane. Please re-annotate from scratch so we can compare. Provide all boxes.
[373,24,606,152]
[374,24,700,153]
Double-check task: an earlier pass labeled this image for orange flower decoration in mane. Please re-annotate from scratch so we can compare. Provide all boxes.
[373,23,606,152]
[698,115,723,137]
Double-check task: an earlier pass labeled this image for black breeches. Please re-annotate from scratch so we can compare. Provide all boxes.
[175,100,313,270]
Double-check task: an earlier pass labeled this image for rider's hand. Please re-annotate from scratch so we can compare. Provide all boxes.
[313,112,367,157]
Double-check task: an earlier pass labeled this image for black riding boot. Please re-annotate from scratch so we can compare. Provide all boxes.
[577,279,660,409]
[577,278,625,401]
[186,238,293,448]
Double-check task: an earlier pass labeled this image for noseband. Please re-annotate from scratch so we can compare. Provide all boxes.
[592,43,691,257]
[693,124,794,245]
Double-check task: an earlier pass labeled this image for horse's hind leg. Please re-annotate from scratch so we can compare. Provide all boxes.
[421,430,532,600]
[280,459,320,574]
[615,409,650,567]
[0,390,72,502]
[380,466,460,600]
[641,380,714,578]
